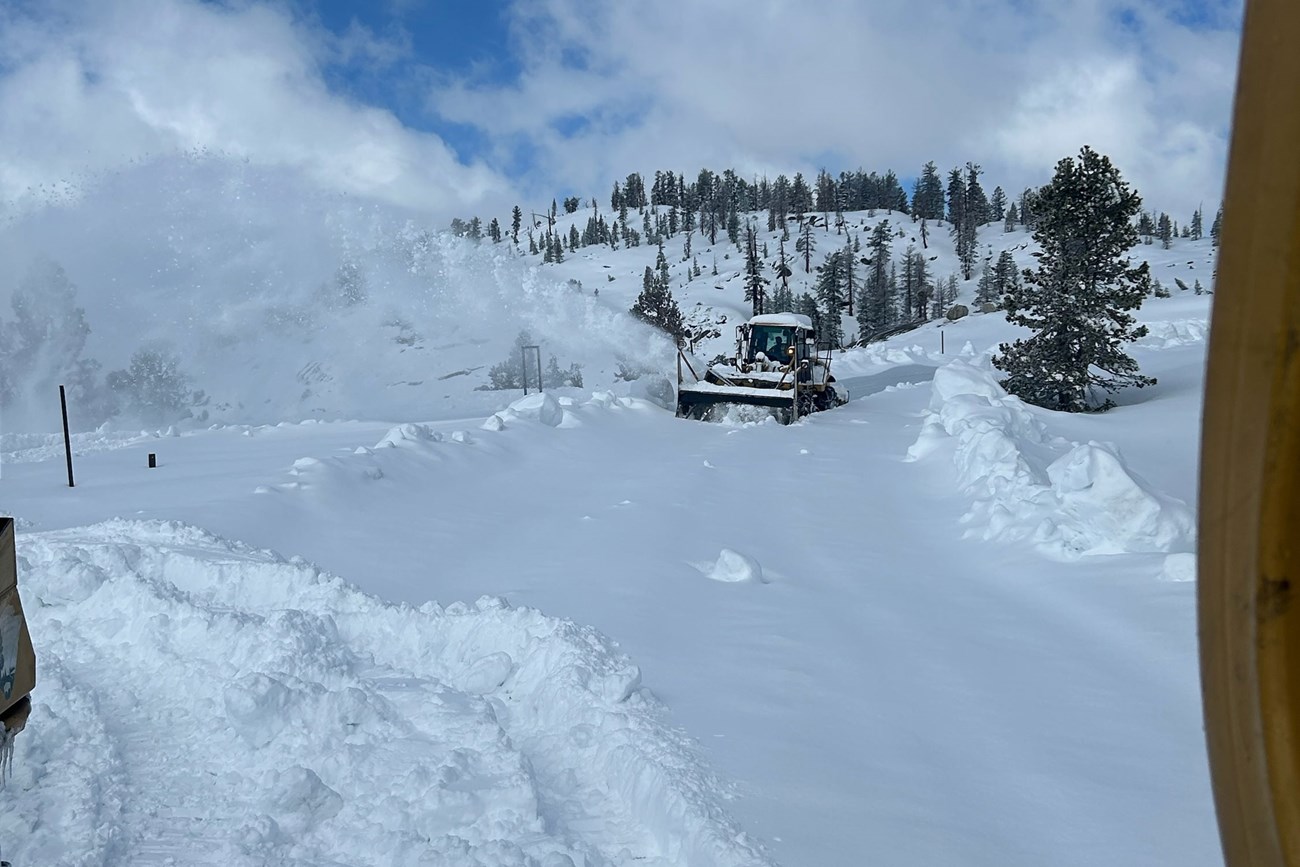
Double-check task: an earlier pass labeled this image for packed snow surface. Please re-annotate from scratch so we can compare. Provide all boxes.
[1,188,1222,867]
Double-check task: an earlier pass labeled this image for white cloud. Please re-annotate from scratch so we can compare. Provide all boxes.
[0,0,508,215]
[430,0,1240,217]
[0,0,1242,222]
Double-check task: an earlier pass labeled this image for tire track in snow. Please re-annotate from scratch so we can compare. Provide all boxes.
[0,521,774,867]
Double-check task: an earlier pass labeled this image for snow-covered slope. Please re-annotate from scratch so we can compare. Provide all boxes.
[1,158,1221,867]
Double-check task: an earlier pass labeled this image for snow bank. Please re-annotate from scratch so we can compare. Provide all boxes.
[0,521,774,866]
[907,360,1195,559]
[1135,319,1210,350]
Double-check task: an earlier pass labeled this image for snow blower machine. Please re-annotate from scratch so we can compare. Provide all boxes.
[676,313,848,423]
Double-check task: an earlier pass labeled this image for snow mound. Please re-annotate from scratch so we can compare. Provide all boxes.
[700,549,767,584]
[1,520,774,867]
[1161,552,1198,582]
[375,423,443,448]
[908,360,1195,559]
[1136,319,1210,350]
[505,392,566,427]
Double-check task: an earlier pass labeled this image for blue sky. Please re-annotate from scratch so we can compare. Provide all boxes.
[0,0,1245,219]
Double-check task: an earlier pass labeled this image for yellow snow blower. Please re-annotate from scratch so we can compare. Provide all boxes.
[676,313,849,423]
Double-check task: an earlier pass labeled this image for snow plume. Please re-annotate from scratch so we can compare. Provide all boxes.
[0,155,667,432]
[0,520,774,866]
[907,360,1195,559]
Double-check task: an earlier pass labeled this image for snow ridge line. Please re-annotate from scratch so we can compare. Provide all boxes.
[906,360,1195,559]
[1,519,774,867]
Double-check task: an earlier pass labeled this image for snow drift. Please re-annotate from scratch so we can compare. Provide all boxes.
[0,520,774,867]
[907,360,1195,559]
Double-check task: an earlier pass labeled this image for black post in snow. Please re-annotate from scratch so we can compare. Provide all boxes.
[59,385,74,487]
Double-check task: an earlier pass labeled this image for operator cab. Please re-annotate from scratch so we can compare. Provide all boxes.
[741,313,816,367]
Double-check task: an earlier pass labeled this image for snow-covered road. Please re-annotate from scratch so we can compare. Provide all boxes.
[1,334,1218,865]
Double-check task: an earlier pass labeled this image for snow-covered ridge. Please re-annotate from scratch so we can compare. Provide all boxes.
[2,520,773,866]
[907,360,1195,559]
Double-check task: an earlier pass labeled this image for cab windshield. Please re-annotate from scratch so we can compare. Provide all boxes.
[749,325,797,363]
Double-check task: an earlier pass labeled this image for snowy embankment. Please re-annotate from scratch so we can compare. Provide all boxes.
[906,360,1195,560]
[2,520,772,867]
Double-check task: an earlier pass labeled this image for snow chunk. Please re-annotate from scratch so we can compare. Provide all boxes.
[1161,552,1198,582]
[375,423,442,448]
[909,359,1195,559]
[506,392,564,427]
[481,414,506,432]
[703,548,767,584]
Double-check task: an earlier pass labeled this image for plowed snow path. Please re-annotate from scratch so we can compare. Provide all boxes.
[2,522,773,867]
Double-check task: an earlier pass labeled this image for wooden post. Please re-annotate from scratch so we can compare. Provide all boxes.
[59,385,74,488]
[941,330,945,355]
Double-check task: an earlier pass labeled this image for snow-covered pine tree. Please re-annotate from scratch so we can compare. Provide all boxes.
[993,146,1155,412]
[630,266,685,346]
[1157,212,1173,249]
[796,218,816,273]
[814,251,845,347]
[948,167,977,279]
[856,220,894,336]
[743,227,769,317]
[1004,202,1018,233]
[1211,206,1223,247]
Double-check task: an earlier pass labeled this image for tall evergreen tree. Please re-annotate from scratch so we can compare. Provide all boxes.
[1004,202,1018,232]
[965,163,990,226]
[1157,212,1173,249]
[990,186,1007,222]
[796,218,817,273]
[795,292,821,334]
[914,161,945,220]
[743,227,769,316]
[814,251,845,347]
[856,220,894,336]
[511,205,523,244]
[1190,206,1203,240]
[1210,205,1223,247]
[948,166,977,279]
[630,265,684,345]
[993,146,1155,412]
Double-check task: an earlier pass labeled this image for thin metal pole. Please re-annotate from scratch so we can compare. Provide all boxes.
[941,329,945,354]
[59,385,74,487]
[522,347,530,395]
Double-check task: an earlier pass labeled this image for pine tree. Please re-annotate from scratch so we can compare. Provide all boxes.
[1157,212,1173,249]
[842,241,857,318]
[511,206,523,245]
[910,249,932,320]
[857,220,894,336]
[990,186,1007,222]
[814,251,845,347]
[796,219,817,273]
[948,167,977,279]
[993,146,1155,412]
[965,163,990,226]
[1137,212,1156,244]
[1210,206,1223,246]
[914,161,945,220]
[630,265,684,345]
[743,227,769,317]
[795,292,821,333]
[1004,202,1018,232]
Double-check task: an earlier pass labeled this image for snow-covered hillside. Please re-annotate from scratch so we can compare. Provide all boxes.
[1,159,1221,867]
